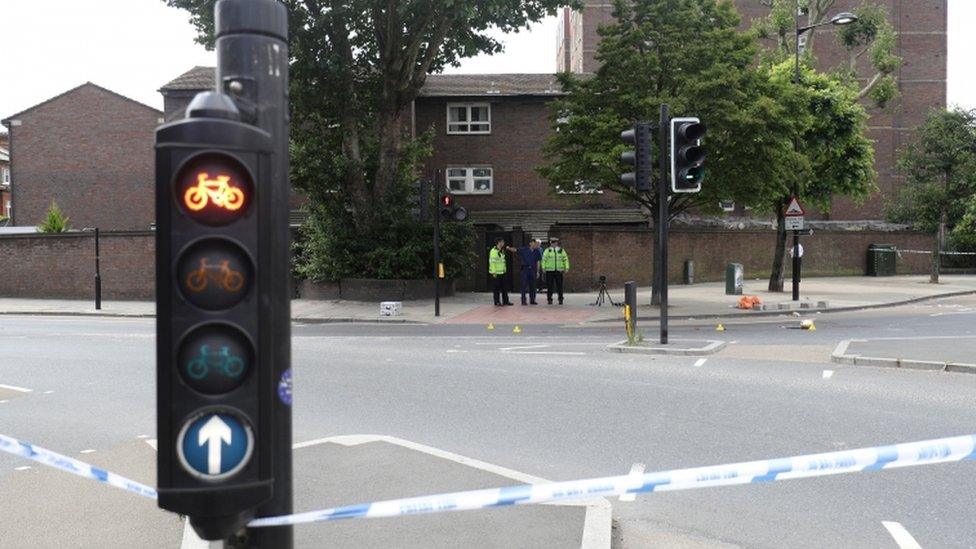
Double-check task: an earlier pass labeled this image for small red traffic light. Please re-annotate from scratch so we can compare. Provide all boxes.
[441,195,453,207]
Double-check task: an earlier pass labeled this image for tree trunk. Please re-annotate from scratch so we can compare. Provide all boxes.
[374,104,404,199]
[932,216,945,284]
[768,196,788,292]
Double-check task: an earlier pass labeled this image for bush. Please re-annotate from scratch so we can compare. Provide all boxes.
[37,201,70,233]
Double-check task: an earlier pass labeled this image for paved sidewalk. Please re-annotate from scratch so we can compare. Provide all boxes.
[1,275,975,325]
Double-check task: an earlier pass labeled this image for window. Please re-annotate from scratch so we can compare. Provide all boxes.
[556,181,604,195]
[1,167,8,184]
[446,167,493,195]
[447,103,491,134]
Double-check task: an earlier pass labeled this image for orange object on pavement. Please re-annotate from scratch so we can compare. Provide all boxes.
[737,296,763,310]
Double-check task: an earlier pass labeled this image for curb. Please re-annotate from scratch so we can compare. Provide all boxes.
[830,339,976,374]
[586,288,976,325]
[0,310,428,325]
[607,339,726,356]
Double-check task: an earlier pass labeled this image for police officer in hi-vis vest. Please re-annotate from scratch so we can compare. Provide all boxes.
[488,237,514,306]
[542,237,570,305]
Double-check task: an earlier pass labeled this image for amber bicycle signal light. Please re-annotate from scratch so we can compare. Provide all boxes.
[176,154,254,226]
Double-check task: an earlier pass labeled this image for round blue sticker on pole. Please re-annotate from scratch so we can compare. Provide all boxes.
[278,368,292,406]
[177,411,254,481]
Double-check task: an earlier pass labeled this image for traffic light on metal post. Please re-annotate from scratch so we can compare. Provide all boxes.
[670,117,706,193]
[154,91,275,539]
[439,192,469,222]
[411,179,431,222]
[620,123,653,191]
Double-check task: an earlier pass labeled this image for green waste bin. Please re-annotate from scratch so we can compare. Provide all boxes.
[867,244,897,276]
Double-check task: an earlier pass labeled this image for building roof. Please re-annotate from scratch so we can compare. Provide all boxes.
[1,82,161,124]
[160,67,564,98]
[418,74,564,97]
[159,66,216,92]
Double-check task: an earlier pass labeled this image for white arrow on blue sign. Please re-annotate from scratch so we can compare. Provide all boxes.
[177,411,254,481]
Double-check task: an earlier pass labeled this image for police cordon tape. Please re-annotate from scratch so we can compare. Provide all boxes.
[1,431,974,527]
[0,433,157,500]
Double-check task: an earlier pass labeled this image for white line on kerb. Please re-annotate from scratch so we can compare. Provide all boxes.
[882,521,922,549]
[693,359,707,368]
[0,383,32,393]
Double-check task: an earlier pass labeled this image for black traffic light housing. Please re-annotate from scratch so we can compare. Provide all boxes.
[155,92,275,539]
[620,123,653,191]
[439,192,469,222]
[670,117,706,193]
[410,179,431,222]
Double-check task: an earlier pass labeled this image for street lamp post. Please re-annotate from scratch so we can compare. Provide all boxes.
[82,227,102,310]
[792,7,857,301]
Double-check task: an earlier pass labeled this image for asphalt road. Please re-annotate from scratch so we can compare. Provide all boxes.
[2,295,976,548]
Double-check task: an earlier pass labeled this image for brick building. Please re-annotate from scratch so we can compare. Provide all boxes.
[0,132,10,219]
[559,0,949,220]
[1,83,163,230]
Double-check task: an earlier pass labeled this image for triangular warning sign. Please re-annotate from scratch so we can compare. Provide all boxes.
[785,197,805,216]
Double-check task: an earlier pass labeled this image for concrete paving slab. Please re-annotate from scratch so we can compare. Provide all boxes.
[607,339,726,356]
[291,438,600,548]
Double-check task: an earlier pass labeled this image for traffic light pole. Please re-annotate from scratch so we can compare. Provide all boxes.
[215,1,293,547]
[658,104,669,345]
[434,172,442,318]
[792,230,800,301]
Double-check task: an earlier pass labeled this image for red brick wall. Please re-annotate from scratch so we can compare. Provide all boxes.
[547,226,933,292]
[7,84,161,230]
[0,232,155,299]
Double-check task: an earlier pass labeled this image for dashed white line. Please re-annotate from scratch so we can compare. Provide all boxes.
[0,383,33,393]
[499,344,550,352]
[693,359,707,368]
[822,370,835,379]
[882,521,922,549]
[79,449,96,454]
[42,390,55,395]
[14,466,31,471]
[504,351,587,356]
[445,350,468,353]
[0,400,9,404]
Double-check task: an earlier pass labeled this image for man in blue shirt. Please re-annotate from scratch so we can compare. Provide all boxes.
[515,239,542,305]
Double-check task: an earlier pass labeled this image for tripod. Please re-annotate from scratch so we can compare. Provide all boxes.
[591,279,619,307]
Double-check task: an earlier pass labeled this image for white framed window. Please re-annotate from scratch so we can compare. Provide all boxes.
[446,167,493,195]
[1,167,8,184]
[4,201,10,217]
[447,103,491,135]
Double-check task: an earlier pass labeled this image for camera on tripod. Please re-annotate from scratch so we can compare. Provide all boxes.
[591,275,618,307]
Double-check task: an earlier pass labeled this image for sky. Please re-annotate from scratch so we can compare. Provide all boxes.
[0,0,973,119]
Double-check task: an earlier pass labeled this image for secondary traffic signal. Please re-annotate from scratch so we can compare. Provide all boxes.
[439,192,469,222]
[411,179,431,222]
[670,117,706,193]
[155,91,275,539]
[620,123,653,191]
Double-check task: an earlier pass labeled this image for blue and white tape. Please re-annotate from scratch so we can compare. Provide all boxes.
[248,434,976,527]
[2,431,974,528]
[0,433,157,500]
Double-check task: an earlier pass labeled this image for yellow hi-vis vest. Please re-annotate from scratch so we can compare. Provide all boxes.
[489,248,507,275]
[542,247,570,272]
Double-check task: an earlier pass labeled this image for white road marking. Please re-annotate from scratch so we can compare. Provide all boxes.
[504,351,587,356]
[42,390,54,395]
[79,449,96,454]
[882,521,922,549]
[619,463,645,502]
[0,383,33,393]
[445,350,468,353]
[499,344,550,352]
[14,466,31,471]
[145,439,158,451]
[136,434,150,439]
[0,400,8,404]
[822,370,835,379]
[693,359,707,368]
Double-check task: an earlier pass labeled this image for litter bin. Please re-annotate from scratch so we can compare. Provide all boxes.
[867,244,896,276]
[683,260,695,285]
[725,263,744,295]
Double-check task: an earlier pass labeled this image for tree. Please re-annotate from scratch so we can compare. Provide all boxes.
[887,108,976,283]
[37,200,70,233]
[539,0,873,297]
[165,0,571,279]
[753,0,888,291]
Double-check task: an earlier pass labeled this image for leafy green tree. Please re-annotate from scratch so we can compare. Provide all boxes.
[165,0,572,280]
[540,0,874,295]
[887,108,976,283]
[37,201,70,233]
[755,0,901,106]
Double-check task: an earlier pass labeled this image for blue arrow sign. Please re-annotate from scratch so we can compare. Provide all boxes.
[178,412,253,480]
